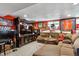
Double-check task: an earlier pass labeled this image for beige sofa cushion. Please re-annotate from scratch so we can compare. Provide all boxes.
[58,42,72,48]
[37,35,49,40]
[51,33,59,39]
[37,36,44,40]
[61,47,74,56]
[40,33,50,37]
[64,33,78,43]
[37,33,50,40]
[33,44,60,56]
[33,44,74,56]
[47,38,57,41]
[62,43,72,48]
[65,34,72,40]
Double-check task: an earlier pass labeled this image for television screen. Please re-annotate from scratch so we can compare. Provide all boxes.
[61,19,75,31]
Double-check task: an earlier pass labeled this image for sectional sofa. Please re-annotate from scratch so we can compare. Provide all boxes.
[33,33,78,56]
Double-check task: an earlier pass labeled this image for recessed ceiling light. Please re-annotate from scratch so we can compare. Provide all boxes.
[24,14,28,17]
[67,14,71,17]
[73,3,78,5]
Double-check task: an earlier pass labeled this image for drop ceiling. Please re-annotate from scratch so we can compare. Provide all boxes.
[12,3,79,21]
[0,3,79,21]
[0,3,36,16]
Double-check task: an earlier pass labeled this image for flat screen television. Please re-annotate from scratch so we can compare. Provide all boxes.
[61,18,76,31]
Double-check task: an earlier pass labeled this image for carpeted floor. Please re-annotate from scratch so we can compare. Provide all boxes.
[6,41,44,56]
